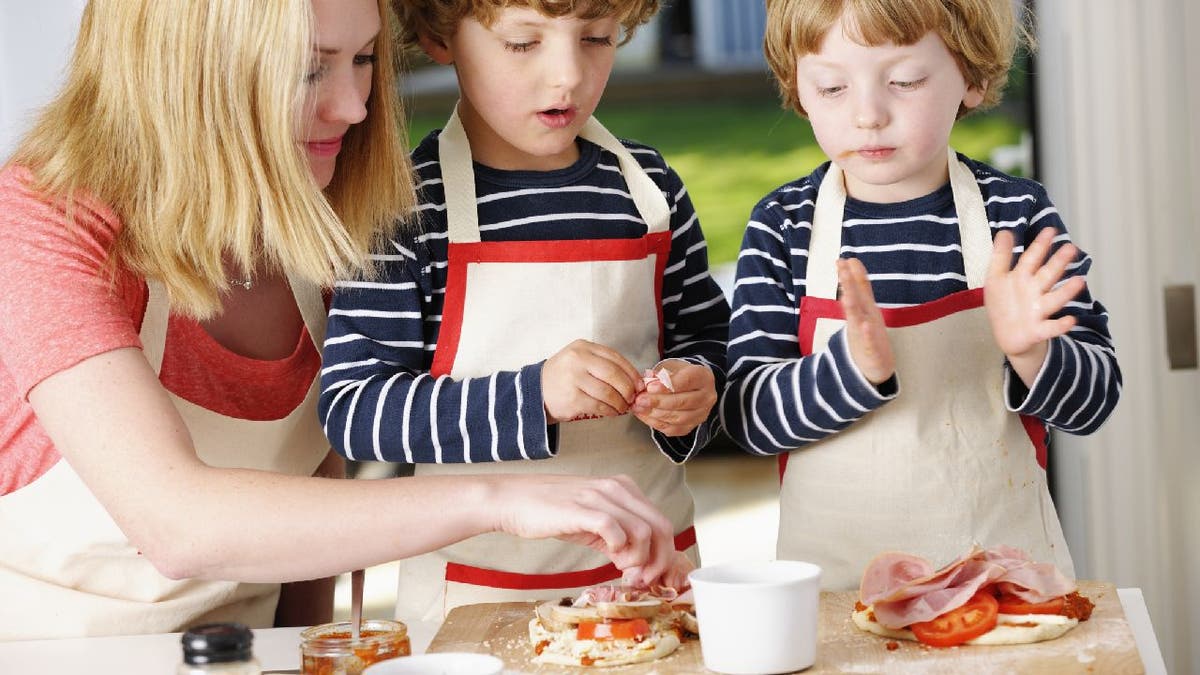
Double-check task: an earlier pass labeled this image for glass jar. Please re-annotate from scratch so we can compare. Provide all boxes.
[178,622,261,675]
[299,619,410,675]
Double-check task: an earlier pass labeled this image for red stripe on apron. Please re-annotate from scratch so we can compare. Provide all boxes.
[431,249,470,378]
[648,232,671,355]
[448,234,672,264]
[431,232,673,378]
[1020,414,1049,470]
[444,526,697,590]
[798,288,985,355]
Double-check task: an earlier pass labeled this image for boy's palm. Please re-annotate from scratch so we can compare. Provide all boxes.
[984,229,1084,366]
[838,258,895,385]
[543,340,643,423]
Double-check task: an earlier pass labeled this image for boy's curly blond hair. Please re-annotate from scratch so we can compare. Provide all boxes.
[764,0,1032,118]
[395,0,660,51]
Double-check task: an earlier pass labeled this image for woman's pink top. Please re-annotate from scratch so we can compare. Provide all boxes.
[0,167,320,494]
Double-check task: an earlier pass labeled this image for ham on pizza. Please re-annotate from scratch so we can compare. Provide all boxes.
[528,583,697,667]
[852,545,1095,647]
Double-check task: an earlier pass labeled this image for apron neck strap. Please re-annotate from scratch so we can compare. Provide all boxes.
[438,104,672,245]
[807,146,992,299]
[578,116,672,234]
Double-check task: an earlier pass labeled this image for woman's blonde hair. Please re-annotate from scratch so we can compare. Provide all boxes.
[765,0,1031,118]
[8,0,415,318]
[394,0,660,52]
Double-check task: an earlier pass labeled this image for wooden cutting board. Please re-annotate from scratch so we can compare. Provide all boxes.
[426,580,1142,673]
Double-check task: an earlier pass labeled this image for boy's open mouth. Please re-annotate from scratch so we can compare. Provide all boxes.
[537,107,577,128]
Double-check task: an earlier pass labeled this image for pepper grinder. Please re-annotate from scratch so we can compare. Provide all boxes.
[178,622,261,675]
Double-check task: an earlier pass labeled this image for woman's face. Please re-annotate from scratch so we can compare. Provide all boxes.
[300,0,381,188]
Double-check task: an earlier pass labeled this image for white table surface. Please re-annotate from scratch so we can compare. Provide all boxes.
[0,588,1167,674]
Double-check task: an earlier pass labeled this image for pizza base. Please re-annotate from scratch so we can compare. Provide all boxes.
[851,608,1078,646]
[529,617,681,667]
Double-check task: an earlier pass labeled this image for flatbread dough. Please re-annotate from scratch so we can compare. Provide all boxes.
[529,617,681,667]
[852,607,1078,646]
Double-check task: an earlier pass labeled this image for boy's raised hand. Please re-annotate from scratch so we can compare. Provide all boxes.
[984,228,1086,386]
[543,339,644,423]
[838,257,895,385]
[631,359,717,437]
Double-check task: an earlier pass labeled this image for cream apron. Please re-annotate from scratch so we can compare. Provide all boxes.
[777,148,1073,590]
[0,276,330,639]
[394,109,697,622]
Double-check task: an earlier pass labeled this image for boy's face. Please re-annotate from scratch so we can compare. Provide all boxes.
[425,7,620,171]
[794,12,985,203]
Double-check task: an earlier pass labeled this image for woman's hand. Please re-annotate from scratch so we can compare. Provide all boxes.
[838,258,895,385]
[646,550,694,591]
[984,228,1086,386]
[631,360,717,436]
[542,340,643,423]
[490,474,675,586]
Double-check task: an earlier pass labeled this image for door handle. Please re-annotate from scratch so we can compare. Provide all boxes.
[1164,284,1197,370]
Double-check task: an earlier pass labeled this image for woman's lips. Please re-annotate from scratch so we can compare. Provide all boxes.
[537,107,577,129]
[306,136,343,157]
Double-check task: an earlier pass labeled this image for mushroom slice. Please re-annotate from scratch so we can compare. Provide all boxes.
[595,599,664,620]
[547,601,603,626]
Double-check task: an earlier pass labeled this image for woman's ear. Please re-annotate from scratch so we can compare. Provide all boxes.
[963,80,987,110]
[419,33,454,65]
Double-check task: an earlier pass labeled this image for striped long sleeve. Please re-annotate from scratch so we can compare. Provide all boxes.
[319,131,729,464]
[720,157,1121,456]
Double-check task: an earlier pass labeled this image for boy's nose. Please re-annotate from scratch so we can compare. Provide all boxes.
[546,47,584,91]
[853,91,887,129]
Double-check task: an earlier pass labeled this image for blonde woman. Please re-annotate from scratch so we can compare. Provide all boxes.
[0,0,676,640]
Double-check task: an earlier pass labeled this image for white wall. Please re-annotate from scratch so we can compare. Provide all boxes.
[1035,2,1200,674]
[0,2,88,158]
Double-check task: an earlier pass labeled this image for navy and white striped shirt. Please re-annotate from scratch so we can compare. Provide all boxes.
[721,156,1121,456]
[320,130,730,464]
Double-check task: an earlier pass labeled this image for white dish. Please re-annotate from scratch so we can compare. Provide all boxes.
[362,652,505,675]
[689,560,822,674]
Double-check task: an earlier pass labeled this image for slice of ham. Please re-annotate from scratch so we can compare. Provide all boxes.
[860,546,981,605]
[573,582,679,607]
[984,545,1077,603]
[860,545,1078,630]
[642,368,674,392]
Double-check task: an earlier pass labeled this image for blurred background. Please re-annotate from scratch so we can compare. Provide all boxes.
[2,2,1196,672]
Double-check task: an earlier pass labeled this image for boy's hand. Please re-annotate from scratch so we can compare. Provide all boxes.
[543,340,643,424]
[838,258,894,385]
[631,360,717,437]
[984,228,1086,386]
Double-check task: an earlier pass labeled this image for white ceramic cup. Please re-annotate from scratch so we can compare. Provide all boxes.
[688,560,822,674]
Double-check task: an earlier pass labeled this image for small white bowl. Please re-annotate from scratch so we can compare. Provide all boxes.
[362,652,505,675]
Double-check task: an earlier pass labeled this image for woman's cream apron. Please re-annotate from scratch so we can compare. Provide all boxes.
[777,148,1073,590]
[0,277,330,638]
[394,109,697,622]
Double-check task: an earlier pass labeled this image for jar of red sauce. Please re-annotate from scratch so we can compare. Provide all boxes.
[299,619,410,675]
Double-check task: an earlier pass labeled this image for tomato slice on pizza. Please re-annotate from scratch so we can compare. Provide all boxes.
[909,590,999,647]
[576,618,651,642]
[994,592,1066,616]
